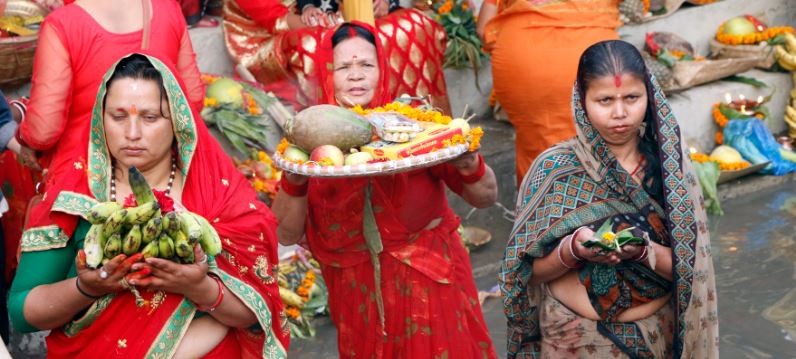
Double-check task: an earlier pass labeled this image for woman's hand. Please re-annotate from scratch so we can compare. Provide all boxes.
[75,251,143,297]
[14,143,42,171]
[301,5,326,27]
[373,0,390,18]
[571,228,622,265]
[128,245,209,297]
[449,151,480,174]
[284,172,309,186]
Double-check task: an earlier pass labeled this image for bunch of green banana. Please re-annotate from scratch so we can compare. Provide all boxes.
[84,167,223,268]
[775,32,796,137]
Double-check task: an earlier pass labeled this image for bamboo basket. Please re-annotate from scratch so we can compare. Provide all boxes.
[342,0,375,26]
[0,1,47,88]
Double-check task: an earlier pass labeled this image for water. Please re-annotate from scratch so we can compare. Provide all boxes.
[712,186,796,358]
[289,184,796,358]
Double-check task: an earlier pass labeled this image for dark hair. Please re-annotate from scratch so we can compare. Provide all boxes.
[576,40,664,205]
[103,54,169,117]
[331,23,377,48]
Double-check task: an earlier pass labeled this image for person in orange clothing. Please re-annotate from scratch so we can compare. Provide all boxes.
[477,0,620,184]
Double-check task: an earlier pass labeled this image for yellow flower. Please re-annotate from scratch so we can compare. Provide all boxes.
[601,232,616,244]
[204,97,218,108]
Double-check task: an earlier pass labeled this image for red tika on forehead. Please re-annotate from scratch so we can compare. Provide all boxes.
[614,74,622,88]
[129,105,138,115]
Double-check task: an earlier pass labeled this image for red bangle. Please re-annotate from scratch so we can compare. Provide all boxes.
[279,175,308,197]
[195,274,224,312]
[460,153,486,184]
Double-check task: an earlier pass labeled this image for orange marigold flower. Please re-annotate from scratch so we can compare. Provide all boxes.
[468,127,484,152]
[286,306,301,319]
[296,286,310,297]
[712,103,728,128]
[277,138,290,154]
[689,153,710,163]
[715,132,723,145]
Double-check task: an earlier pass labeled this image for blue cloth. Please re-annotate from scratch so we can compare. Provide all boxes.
[723,118,796,176]
[0,90,17,151]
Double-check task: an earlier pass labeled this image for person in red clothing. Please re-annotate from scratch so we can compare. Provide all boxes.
[271,22,498,358]
[222,0,451,113]
[9,54,288,358]
[10,0,204,267]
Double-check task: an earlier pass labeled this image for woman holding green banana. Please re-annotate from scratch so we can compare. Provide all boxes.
[500,40,718,358]
[8,54,289,358]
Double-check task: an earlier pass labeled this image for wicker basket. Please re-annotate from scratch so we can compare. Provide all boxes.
[0,1,47,88]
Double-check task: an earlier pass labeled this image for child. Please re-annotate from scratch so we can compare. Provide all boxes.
[298,0,399,27]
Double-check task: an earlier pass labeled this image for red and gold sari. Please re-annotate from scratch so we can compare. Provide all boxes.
[19,54,288,358]
[296,22,495,358]
[223,0,450,112]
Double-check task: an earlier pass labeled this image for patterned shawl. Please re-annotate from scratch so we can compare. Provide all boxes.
[499,74,718,358]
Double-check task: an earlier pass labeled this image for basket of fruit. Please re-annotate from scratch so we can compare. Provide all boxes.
[273,102,483,177]
[0,0,46,88]
[709,15,794,69]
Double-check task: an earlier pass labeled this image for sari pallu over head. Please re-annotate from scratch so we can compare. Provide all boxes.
[27,54,289,358]
[304,21,464,332]
[499,73,718,358]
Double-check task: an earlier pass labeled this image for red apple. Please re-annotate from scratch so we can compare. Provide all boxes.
[310,145,345,166]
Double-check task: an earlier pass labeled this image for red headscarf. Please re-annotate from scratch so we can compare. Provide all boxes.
[25,54,288,358]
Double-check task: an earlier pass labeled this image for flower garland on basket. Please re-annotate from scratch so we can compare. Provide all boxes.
[712,98,769,145]
[200,74,282,157]
[277,249,328,338]
[432,0,484,71]
[715,16,794,46]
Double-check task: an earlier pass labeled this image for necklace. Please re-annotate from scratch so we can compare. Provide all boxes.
[110,156,177,202]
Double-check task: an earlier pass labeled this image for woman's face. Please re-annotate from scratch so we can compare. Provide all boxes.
[584,73,648,147]
[333,36,379,107]
[104,77,174,172]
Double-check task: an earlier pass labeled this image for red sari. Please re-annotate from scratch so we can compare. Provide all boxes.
[17,0,204,249]
[300,23,495,358]
[24,54,288,358]
[223,0,449,112]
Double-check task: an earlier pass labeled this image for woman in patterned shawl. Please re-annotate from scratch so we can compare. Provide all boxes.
[500,40,718,358]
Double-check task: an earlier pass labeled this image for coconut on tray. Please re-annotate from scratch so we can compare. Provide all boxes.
[274,102,484,175]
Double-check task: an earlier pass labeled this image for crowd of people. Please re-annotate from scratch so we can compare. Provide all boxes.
[0,0,718,358]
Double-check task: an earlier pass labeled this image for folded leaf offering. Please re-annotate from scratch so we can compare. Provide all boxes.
[582,219,646,253]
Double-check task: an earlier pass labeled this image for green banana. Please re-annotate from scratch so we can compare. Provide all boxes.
[128,166,156,204]
[141,241,159,258]
[103,209,127,237]
[87,202,123,225]
[195,214,222,256]
[180,250,195,264]
[142,216,163,244]
[84,224,105,268]
[123,201,160,225]
[164,212,182,239]
[104,233,122,259]
[158,234,176,259]
[122,225,143,255]
[174,231,193,258]
[177,212,203,244]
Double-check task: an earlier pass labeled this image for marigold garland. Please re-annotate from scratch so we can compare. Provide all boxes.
[715,132,723,145]
[286,306,301,320]
[715,24,794,46]
[690,152,750,171]
[353,102,452,125]
[689,153,710,163]
[468,127,484,152]
[204,97,218,108]
[277,138,290,155]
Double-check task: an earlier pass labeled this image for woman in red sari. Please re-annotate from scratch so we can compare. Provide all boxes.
[7,0,204,276]
[223,0,451,113]
[8,54,288,358]
[272,22,497,358]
